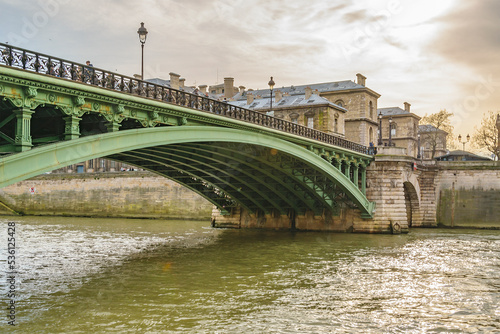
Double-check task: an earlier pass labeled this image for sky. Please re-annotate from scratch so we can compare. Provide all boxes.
[1,0,499,141]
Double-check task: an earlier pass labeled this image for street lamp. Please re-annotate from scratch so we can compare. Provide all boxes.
[137,22,148,80]
[458,134,470,151]
[417,133,421,159]
[378,112,383,145]
[388,117,393,147]
[268,76,275,111]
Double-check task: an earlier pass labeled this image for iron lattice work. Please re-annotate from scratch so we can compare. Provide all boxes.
[0,43,370,154]
[106,142,358,216]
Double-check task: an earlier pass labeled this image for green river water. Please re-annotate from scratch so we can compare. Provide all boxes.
[1,216,499,333]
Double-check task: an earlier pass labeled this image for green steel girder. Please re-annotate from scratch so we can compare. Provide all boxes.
[210,143,343,215]
[0,126,375,217]
[144,146,292,214]
[186,143,319,214]
[108,151,246,212]
[110,148,271,213]
[168,144,304,214]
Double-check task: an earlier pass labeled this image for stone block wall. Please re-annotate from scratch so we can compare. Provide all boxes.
[434,163,500,227]
[0,172,213,220]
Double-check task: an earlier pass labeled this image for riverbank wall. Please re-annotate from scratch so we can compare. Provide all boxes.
[0,172,212,220]
[434,161,500,228]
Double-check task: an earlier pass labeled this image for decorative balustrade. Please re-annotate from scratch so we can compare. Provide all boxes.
[0,43,371,154]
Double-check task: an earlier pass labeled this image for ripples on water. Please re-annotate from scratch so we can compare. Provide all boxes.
[1,216,499,333]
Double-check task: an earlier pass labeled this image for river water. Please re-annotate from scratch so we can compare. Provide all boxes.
[1,216,499,333]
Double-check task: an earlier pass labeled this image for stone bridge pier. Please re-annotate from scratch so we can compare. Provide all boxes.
[362,147,436,234]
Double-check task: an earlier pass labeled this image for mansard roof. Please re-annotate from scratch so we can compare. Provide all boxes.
[229,94,347,112]
[235,79,379,101]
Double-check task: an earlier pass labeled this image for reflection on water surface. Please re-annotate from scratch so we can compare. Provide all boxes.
[1,216,499,333]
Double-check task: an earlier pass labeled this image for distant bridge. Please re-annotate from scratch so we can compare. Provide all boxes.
[0,43,375,219]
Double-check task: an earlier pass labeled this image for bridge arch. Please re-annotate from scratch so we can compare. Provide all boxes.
[0,126,374,218]
[402,177,422,227]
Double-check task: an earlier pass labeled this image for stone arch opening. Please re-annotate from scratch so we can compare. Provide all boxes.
[403,181,420,227]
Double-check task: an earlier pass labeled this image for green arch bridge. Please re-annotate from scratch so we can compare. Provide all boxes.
[0,43,375,219]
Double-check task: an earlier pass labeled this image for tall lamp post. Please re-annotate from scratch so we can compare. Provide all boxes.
[137,22,148,80]
[268,76,275,112]
[388,117,393,147]
[378,112,383,145]
[458,134,470,151]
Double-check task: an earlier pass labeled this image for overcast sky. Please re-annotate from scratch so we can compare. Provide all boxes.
[2,0,499,139]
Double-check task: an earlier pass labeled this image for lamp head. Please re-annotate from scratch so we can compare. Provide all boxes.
[268,76,275,90]
[137,22,148,44]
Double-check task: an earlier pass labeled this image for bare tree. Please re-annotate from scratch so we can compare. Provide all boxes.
[420,109,454,158]
[472,110,499,160]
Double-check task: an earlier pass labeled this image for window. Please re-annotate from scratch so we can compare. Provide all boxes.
[335,100,344,108]
[369,101,374,119]
[307,117,314,128]
[334,118,338,133]
[369,127,373,143]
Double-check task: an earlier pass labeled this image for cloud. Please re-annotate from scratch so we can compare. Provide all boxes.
[428,0,500,129]
[430,1,500,75]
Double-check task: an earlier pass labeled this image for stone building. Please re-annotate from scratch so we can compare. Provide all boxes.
[229,86,348,137]
[377,102,421,157]
[418,124,448,159]
[228,73,380,146]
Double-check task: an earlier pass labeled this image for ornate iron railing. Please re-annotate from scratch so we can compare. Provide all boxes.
[0,43,371,154]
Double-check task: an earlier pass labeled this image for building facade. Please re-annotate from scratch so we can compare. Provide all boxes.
[377,103,421,158]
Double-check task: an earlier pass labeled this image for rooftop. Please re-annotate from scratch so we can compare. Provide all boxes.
[234,79,375,101]
[435,150,492,161]
[419,124,448,134]
[377,107,409,116]
[229,93,346,111]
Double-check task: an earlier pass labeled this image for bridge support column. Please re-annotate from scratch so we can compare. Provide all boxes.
[344,161,351,180]
[353,164,359,188]
[14,107,34,152]
[361,166,366,195]
[212,207,362,232]
[63,116,81,140]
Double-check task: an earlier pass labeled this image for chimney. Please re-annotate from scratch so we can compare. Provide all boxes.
[247,93,254,105]
[169,72,180,90]
[239,85,246,93]
[305,86,312,100]
[179,78,185,88]
[224,77,234,98]
[404,102,411,112]
[356,73,366,86]
[275,90,283,103]
[198,85,207,94]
